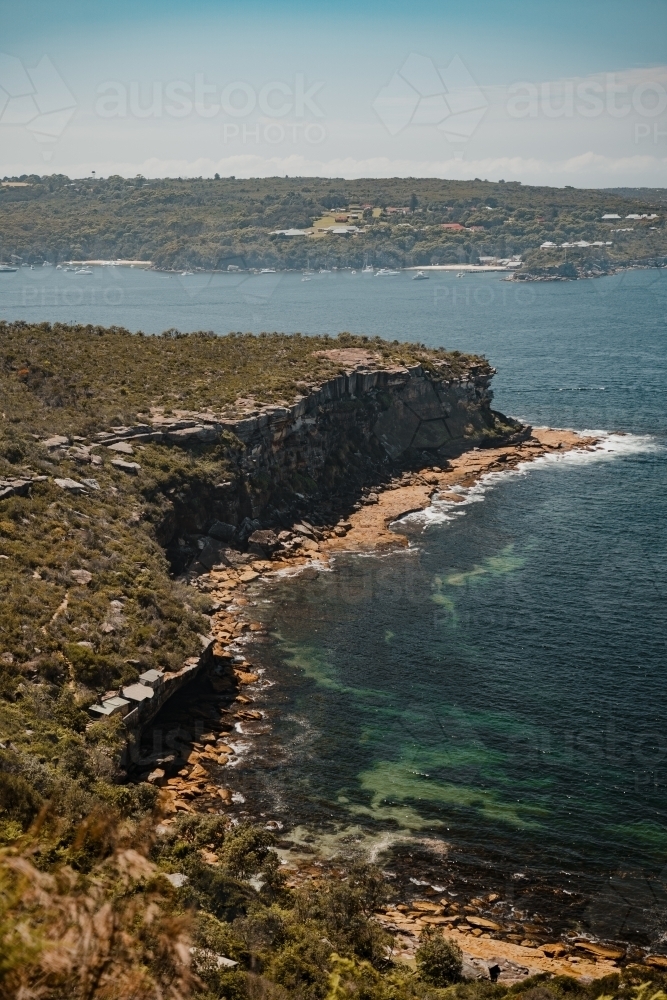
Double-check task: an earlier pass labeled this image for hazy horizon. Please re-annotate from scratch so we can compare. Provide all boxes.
[2,0,667,187]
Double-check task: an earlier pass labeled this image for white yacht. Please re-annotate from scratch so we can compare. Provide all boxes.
[412,270,429,280]
[75,267,93,275]
[362,264,374,274]
[259,268,276,274]
[375,268,400,276]
[0,264,18,272]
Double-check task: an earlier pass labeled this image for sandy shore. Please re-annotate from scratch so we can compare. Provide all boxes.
[159,426,639,983]
[319,427,598,558]
[374,903,622,981]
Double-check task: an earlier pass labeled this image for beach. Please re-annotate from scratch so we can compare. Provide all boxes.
[147,425,633,983]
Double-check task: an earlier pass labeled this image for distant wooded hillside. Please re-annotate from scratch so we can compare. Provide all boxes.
[1,174,665,276]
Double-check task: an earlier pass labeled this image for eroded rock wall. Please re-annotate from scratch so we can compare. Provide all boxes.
[231,363,509,488]
[97,362,524,558]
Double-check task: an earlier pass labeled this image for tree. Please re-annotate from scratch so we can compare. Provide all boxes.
[415,928,462,985]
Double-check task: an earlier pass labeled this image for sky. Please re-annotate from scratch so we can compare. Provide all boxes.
[1,0,667,187]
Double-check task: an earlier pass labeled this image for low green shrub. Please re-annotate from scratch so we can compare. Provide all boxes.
[415,927,463,986]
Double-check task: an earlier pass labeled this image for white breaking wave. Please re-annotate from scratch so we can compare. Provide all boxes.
[398,431,664,529]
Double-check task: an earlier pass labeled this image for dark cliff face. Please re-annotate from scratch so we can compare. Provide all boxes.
[231,361,518,485]
[149,363,526,567]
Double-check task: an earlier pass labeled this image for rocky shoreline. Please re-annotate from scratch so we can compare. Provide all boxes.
[129,423,667,984]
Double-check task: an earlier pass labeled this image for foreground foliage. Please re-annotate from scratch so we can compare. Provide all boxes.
[3,807,667,1000]
[416,929,463,986]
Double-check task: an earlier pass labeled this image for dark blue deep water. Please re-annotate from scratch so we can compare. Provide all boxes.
[2,264,666,943]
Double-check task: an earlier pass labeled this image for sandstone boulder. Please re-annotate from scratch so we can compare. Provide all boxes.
[465,916,501,931]
[111,460,141,474]
[55,477,87,492]
[248,529,278,556]
[575,941,624,960]
[107,440,134,454]
[542,943,567,958]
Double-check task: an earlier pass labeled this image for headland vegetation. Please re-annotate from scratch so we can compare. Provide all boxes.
[0,321,663,998]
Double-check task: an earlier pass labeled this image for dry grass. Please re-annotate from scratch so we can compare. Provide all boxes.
[0,323,481,437]
[0,815,195,1000]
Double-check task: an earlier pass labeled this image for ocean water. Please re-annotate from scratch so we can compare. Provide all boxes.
[3,264,667,943]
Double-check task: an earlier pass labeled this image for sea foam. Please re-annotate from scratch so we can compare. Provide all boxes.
[398,431,664,529]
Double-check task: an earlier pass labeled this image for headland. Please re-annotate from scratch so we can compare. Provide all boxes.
[0,322,657,995]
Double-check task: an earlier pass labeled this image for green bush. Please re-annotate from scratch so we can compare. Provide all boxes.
[415,928,463,986]
[65,643,116,688]
[268,939,328,997]
[0,769,43,829]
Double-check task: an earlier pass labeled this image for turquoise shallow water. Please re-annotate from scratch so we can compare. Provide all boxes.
[3,264,667,942]
[242,428,666,942]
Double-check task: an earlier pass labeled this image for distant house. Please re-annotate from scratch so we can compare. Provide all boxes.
[466,225,485,232]
[540,241,556,248]
[626,213,658,219]
[315,225,361,235]
[602,214,621,220]
[270,228,309,236]
[441,223,465,231]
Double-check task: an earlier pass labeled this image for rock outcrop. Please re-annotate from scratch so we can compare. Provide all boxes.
[93,357,523,519]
